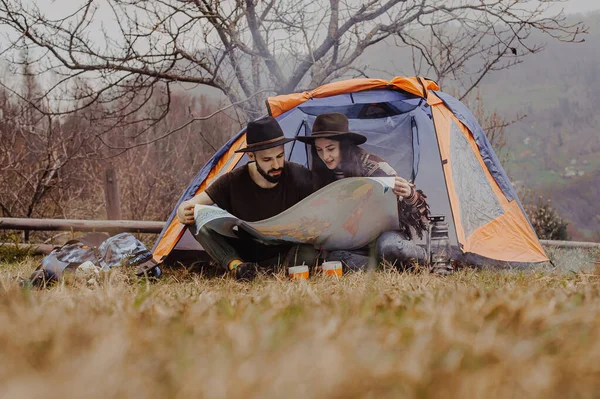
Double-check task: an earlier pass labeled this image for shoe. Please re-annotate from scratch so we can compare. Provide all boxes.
[136,265,162,279]
[135,258,162,279]
[234,262,259,281]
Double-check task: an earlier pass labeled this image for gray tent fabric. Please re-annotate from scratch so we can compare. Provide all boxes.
[450,120,504,238]
[411,117,419,181]
[301,113,415,179]
[410,108,457,246]
[433,91,516,202]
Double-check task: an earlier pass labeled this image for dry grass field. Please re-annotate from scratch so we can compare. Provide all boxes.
[1,247,600,399]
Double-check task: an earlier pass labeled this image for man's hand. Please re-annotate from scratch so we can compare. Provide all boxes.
[392,176,413,199]
[177,200,196,225]
[176,192,215,225]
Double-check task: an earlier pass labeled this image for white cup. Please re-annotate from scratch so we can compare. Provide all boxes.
[288,265,309,280]
[322,261,343,276]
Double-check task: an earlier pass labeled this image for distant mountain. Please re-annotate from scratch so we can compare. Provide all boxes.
[359,11,600,239]
[477,12,600,239]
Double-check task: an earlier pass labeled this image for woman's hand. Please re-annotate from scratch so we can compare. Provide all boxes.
[393,176,413,199]
[177,200,196,224]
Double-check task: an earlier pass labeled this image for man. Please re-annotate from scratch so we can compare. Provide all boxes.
[177,117,316,280]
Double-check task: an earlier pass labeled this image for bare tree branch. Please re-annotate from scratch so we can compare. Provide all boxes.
[0,0,586,147]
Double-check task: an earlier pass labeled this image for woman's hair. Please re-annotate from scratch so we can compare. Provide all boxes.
[310,139,363,189]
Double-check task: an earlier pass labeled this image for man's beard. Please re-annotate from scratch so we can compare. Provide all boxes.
[256,161,284,183]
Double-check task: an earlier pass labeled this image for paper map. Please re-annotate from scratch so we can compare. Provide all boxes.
[194,177,398,250]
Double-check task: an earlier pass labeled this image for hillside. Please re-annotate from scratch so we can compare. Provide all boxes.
[478,11,600,239]
[360,11,600,239]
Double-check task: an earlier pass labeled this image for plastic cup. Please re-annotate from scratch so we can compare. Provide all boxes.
[322,261,343,276]
[288,265,309,280]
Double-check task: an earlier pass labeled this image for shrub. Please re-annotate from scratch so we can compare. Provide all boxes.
[0,233,32,262]
[524,197,569,240]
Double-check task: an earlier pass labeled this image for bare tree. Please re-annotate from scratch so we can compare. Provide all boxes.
[0,0,585,138]
[0,51,233,226]
[97,93,236,222]
[0,60,98,229]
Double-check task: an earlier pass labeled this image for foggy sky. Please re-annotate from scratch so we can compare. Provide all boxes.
[5,0,598,47]
[559,0,600,13]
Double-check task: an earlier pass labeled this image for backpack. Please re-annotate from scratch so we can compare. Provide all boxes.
[28,232,161,287]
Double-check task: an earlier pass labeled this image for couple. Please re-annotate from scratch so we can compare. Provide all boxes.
[177,113,429,280]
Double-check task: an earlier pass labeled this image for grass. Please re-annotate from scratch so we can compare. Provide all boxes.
[1,247,599,399]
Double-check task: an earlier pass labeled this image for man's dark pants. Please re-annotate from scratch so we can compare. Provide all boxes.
[193,225,319,272]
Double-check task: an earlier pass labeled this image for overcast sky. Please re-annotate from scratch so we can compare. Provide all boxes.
[1,0,597,86]
[30,0,600,23]
[559,0,600,13]
[8,0,599,45]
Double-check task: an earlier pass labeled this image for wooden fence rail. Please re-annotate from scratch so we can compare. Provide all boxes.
[0,218,164,234]
[539,240,600,249]
[1,218,599,249]
[0,243,55,255]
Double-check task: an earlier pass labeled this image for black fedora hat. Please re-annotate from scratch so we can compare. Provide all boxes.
[235,116,295,153]
[296,113,367,145]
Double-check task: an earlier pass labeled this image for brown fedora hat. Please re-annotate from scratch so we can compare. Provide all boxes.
[235,116,294,153]
[296,113,367,145]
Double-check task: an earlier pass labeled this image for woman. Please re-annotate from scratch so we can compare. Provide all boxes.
[296,112,430,271]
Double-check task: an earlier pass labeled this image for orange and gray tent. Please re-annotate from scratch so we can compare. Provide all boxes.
[152,76,548,266]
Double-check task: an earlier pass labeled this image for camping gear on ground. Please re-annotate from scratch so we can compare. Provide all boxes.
[97,232,161,277]
[322,261,343,276]
[427,215,454,275]
[75,261,101,277]
[28,232,109,287]
[154,76,548,268]
[288,265,310,280]
[28,232,161,287]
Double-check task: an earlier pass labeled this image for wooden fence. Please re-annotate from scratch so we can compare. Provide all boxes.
[1,217,599,256]
[0,218,163,234]
[0,217,165,255]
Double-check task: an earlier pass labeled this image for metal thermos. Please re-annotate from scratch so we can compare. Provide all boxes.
[427,215,451,268]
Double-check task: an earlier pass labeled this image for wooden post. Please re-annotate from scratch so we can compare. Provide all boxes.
[104,168,121,220]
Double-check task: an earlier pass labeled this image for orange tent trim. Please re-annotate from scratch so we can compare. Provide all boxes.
[267,77,440,117]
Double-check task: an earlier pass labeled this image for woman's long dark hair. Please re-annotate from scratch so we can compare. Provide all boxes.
[311,139,363,189]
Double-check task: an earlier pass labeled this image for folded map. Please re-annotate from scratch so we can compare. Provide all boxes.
[194,177,399,250]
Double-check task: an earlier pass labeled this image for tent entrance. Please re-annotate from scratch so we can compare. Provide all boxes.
[218,96,455,247]
[288,112,417,181]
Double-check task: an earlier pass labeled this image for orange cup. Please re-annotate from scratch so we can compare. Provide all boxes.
[288,265,310,280]
[322,261,343,276]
